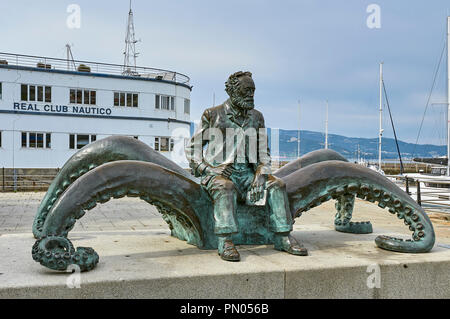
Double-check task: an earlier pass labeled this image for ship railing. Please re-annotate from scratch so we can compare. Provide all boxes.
[0,52,190,85]
[386,174,450,214]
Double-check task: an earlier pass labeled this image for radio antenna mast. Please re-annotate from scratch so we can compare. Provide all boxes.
[123,0,139,75]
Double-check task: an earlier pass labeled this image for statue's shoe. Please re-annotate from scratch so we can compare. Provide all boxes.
[274,234,308,256]
[218,240,241,262]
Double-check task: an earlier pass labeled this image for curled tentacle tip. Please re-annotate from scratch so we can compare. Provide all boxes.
[335,220,373,234]
[32,236,99,272]
[375,234,433,253]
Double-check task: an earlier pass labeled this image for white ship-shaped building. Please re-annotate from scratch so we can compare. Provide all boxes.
[0,51,192,168]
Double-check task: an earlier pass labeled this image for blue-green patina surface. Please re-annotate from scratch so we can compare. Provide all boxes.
[31,137,435,272]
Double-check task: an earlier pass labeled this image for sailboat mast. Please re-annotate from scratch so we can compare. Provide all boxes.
[447,17,450,176]
[379,62,383,171]
[325,100,329,149]
[298,100,301,158]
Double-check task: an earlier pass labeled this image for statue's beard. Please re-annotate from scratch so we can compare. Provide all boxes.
[230,93,254,111]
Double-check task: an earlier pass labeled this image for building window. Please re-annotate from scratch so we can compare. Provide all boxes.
[69,134,97,150]
[70,89,96,105]
[155,137,174,152]
[21,85,27,101]
[126,93,132,107]
[184,99,190,114]
[21,132,51,149]
[30,86,36,101]
[45,86,51,103]
[0,83,2,100]
[21,85,51,102]
[114,92,138,107]
[155,95,175,111]
[37,86,43,102]
[0,131,2,147]
[21,132,26,148]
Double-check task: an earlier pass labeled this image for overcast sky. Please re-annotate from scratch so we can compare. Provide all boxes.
[1,0,449,144]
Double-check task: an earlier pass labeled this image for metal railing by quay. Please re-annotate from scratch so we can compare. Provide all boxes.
[1,168,58,192]
[0,52,191,85]
[2,166,450,214]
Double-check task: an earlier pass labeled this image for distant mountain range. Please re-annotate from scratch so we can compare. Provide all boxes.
[269,129,446,161]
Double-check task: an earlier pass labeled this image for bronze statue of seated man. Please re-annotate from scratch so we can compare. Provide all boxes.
[185,71,308,261]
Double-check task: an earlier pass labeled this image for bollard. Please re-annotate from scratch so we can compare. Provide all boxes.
[405,177,410,195]
[416,180,421,206]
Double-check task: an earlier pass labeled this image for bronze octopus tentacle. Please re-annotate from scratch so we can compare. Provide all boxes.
[33,161,214,271]
[283,160,435,253]
[274,149,372,234]
[273,149,349,178]
[32,136,195,239]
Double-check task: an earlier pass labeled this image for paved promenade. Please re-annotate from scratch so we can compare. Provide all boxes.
[0,192,164,234]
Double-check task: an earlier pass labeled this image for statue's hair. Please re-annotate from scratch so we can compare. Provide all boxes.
[225,71,253,96]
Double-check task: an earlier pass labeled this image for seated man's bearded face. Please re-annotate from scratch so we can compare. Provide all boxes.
[229,75,256,111]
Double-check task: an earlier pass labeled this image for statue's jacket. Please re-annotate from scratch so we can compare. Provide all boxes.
[185,99,272,183]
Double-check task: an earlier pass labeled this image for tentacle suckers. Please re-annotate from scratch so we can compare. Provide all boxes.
[282,161,435,253]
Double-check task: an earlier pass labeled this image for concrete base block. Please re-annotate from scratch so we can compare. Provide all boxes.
[1,225,450,299]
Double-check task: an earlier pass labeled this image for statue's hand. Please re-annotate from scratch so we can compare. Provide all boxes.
[205,165,233,179]
[249,173,267,203]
